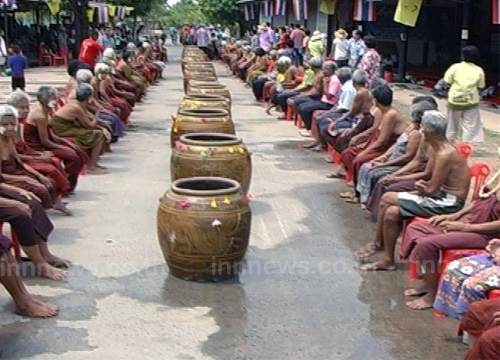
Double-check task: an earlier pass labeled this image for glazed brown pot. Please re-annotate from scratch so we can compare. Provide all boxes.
[179,94,230,112]
[171,133,252,194]
[171,108,234,147]
[187,81,231,103]
[183,72,218,93]
[182,61,215,73]
[157,177,251,281]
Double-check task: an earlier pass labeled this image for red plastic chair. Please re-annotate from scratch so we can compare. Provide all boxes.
[52,53,68,67]
[286,106,293,121]
[0,223,21,262]
[406,162,492,280]
[39,44,53,66]
[469,162,492,200]
[456,143,474,161]
[489,290,500,299]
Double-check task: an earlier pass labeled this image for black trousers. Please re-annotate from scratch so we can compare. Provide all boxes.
[297,100,333,130]
[252,78,269,101]
[12,76,25,91]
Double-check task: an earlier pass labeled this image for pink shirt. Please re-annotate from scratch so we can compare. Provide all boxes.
[290,29,305,49]
[321,75,341,105]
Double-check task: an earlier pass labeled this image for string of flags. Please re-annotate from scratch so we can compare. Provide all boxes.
[0,0,17,10]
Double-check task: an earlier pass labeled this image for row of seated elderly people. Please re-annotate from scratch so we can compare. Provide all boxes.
[219,44,500,359]
[0,44,164,318]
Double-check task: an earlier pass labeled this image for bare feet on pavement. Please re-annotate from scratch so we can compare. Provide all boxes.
[16,298,59,317]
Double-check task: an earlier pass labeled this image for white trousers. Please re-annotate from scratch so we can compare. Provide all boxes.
[446,106,484,143]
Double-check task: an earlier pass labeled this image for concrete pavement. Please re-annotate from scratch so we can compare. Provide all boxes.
[0,45,467,359]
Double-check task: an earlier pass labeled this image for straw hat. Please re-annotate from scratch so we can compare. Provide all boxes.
[335,28,347,38]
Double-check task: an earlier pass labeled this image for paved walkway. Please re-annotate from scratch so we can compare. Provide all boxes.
[0,46,466,359]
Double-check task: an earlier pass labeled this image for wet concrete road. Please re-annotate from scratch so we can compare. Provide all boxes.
[0,46,466,359]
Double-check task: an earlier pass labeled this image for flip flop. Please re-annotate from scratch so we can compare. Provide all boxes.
[326,173,345,179]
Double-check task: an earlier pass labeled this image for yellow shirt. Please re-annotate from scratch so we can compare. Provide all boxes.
[444,61,485,109]
[297,69,314,90]
[277,73,286,82]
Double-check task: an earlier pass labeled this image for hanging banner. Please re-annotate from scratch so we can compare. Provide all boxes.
[96,4,109,23]
[493,0,500,25]
[319,0,336,15]
[242,3,255,21]
[125,6,134,15]
[261,1,274,17]
[46,0,61,15]
[292,0,308,21]
[0,0,17,10]
[394,0,423,27]
[353,0,377,22]
[108,4,117,17]
[116,6,126,20]
[275,0,286,16]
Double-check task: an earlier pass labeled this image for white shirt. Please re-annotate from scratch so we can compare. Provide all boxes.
[338,80,356,111]
[333,37,348,61]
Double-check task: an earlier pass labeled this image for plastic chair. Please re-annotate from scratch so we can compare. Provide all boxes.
[0,223,21,262]
[455,143,474,161]
[488,290,500,299]
[406,162,492,280]
[286,106,293,121]
[469,162,492,200]
[52,53,68,67]
[39,44,53,66]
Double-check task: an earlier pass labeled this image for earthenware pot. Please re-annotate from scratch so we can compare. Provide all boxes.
[157,177,251,281]
[171,108,234,147]
[171,133,251,194]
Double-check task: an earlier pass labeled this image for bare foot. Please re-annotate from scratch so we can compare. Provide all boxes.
[404,288,429,297]
[364,210,372,219]
[354,243,382,259]
[265,108,272,115]
[44,254,71,269]
[359,261,397,271]
[16,298,59,318]
[339,191,354,198]
[95,163,107,170]
[345,196,359,204]
[38,263,68,280]
[53,201,72,216]
[87,167,109,175]
[406,294,434,310]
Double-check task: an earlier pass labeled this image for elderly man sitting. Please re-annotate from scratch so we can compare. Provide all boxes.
[357,110,471,271]
[304,68,361,151]
[296,61,340,137]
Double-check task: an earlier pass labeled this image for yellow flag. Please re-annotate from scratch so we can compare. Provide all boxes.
[46,0,61,15]
[108,5,117,17]
[319,0,336,15]
[125,6,134,15]
[394,0,423,27]
[87,7,96,21]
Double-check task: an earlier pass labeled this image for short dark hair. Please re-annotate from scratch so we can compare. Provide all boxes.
[12,45,21,54]
[364,35,376,49]
[266,22,270,27]
[372,84,393,106]
[353,30,363,38]
[67,60,92,77]
[412,96,438,109]
[305,29,311,36]
[462,45,480,65]
[286,39,294,48]
[255,47,266,57]
[90,30,99,39]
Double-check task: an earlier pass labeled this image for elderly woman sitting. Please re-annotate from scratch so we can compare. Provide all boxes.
[51,84,107,174]
[71,68,123,141]
[432,240,500,317]
[352,99,437,207]
[357,111,471,271]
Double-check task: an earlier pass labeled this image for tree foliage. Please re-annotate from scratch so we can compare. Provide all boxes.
[197,0,239,27]
[110,0,165,16]
[161,0,206,28]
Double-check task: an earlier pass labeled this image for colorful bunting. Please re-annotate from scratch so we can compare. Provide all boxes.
[292,0,308,21]
[275,0,286,16]
[493,0,500,25]
[46,0,61,15]
[319,0,336,15]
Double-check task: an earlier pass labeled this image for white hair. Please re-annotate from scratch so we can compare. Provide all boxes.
[0,105,19,123]
[6,90,29,107]
[422,110,448,136]
[103,48,116,60]
[76,69,93,84]
[95,62,110,75]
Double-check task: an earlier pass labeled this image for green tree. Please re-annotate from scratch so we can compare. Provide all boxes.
[161,0,206,28]
[197,0,239,27]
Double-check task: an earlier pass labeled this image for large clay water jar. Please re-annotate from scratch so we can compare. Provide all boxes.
[171,133,252,194]
[182,61,214,73]
[188,81,231,103]
[171,108,234,147]
[179,94,230,112]
[183,72,218,93]
[157,177,251,281]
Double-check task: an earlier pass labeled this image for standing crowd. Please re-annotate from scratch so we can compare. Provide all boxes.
[217,22,498,359]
